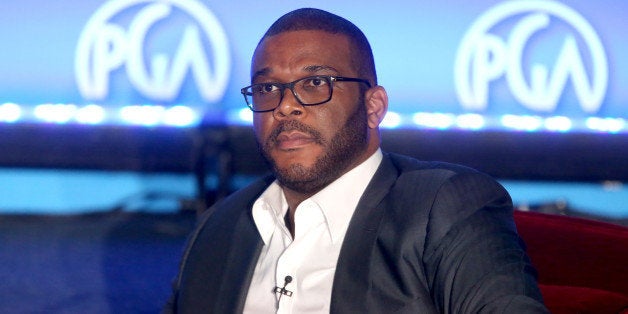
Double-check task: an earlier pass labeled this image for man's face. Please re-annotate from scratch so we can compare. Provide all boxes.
[251,30,372,194]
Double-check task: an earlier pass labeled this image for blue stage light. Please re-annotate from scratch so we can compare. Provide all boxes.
[0,103,22,123]
[75,104,106,125]
[381,112,402,129]
[162,106,199,127]
[500,115,542,132]
[2,103,627,135]
[586,117,625,133]
[119,105,165,126]
[34,104,77,124]
[455,113,485,130]
[544,116,573,132]
[413,112,455,130]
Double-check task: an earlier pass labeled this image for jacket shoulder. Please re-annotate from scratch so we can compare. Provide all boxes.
[383,152,512,240]
[387,152,484,178]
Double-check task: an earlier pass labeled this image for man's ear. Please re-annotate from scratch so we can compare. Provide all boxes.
[365,86,388,129]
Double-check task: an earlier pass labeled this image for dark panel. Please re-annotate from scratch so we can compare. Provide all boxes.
[1,124,626,181]
[226,127,628,181]
[0,124,197,172]
[379,129,628,181]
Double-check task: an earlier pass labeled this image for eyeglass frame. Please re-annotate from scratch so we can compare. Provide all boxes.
[240,75,372,112]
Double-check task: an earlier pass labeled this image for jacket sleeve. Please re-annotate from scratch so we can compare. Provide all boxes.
[160,203,219,314]
[422,170,549,313]
[161,283,176,314]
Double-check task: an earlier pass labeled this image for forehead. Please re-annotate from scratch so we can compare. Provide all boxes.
[252,30,356,79]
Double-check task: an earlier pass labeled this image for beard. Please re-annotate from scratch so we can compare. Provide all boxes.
[258,101,369,195]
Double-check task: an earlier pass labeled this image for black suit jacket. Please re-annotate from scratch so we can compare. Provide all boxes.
[165,153,548,313]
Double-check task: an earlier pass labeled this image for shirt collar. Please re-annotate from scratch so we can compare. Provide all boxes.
[252,149,383,244]
[309,149,382,243]
[252,181,287,245]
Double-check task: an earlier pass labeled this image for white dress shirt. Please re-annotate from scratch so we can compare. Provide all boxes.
[243,149,383,314]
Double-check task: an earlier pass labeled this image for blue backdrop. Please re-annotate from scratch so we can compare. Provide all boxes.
[1,0,626,131]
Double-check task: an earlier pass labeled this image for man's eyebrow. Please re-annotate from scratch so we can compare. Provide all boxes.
[251,68,271,82]
[303,65,339,74]
[251,65,340,82]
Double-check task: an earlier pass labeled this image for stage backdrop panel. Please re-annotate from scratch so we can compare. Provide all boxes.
[0,0,626,132]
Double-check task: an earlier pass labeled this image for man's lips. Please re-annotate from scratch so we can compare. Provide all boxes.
[274,131,317,150]
[265,120,323,152]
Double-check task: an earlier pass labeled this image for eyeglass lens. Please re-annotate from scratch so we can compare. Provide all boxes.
[247,76,332,111]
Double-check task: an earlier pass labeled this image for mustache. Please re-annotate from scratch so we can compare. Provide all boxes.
[267,120,324,146]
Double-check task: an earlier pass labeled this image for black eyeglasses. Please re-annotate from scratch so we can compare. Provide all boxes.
[240,75,371,112]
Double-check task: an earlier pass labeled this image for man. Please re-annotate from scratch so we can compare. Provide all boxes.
[165,8,548,313]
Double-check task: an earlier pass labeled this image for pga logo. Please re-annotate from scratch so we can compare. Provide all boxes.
[454,0,608,113]
[75,0,230,103]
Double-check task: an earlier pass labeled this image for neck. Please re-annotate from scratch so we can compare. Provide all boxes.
[283,187,314,216]
[281,185,315,239]
[283,209,295,238]
[280,146,380,237]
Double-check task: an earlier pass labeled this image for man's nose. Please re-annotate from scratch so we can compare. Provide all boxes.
[273,89,305,119]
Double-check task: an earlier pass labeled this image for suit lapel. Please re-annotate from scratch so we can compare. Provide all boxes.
[177,177,270,314]
[330,154,399,313]
[214,209,264,313]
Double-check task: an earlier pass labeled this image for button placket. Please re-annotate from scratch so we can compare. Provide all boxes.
[275,201,326,312]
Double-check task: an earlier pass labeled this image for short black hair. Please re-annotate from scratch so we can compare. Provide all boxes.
[257,8,377,85]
